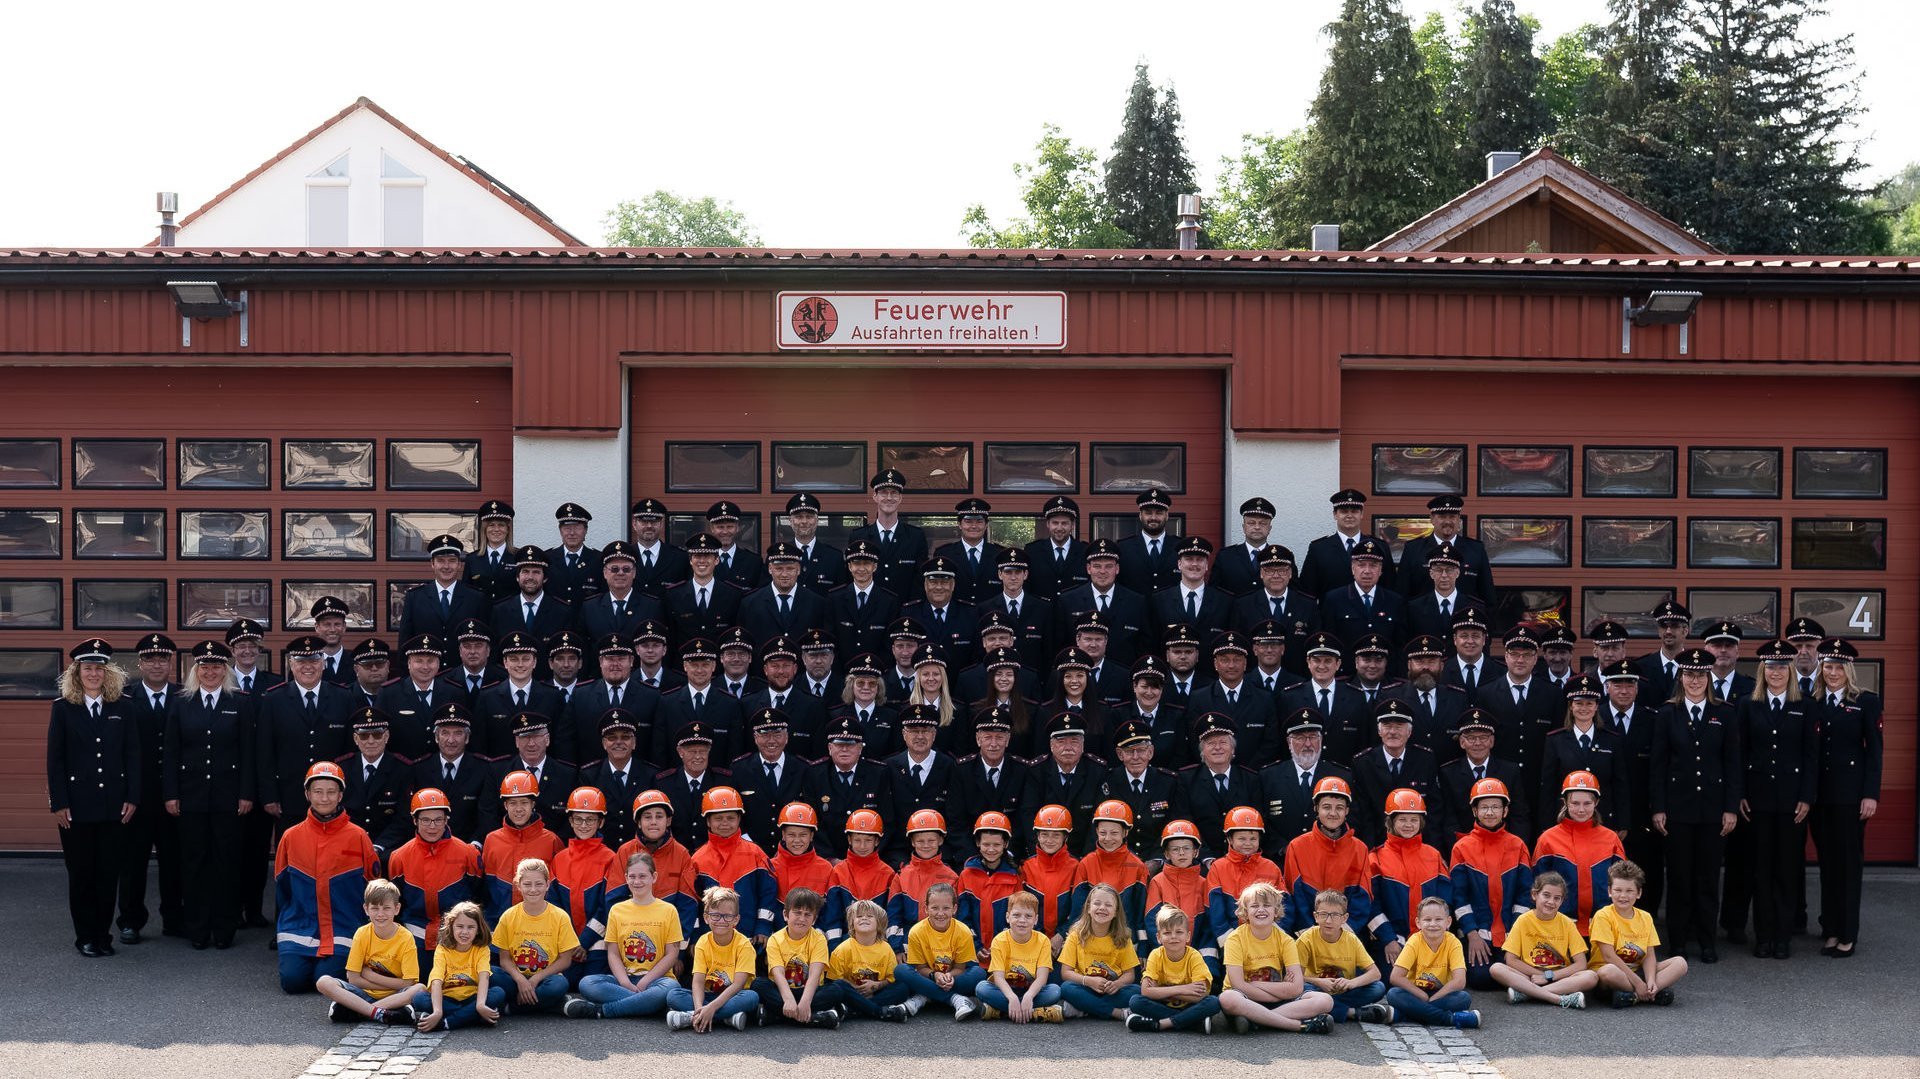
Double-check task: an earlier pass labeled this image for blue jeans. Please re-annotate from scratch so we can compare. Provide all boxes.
[492,966,569,1013]
[665,984,761,1021]
[1129,994,1221,1030]
[1061,981,1139,1018]
[443,985,508,1029]
[278,951,348,995]
[580,974,679,1018]
[752,977,848,1021]
[831,979,915,1018]
[975,981,1062,1011]
[1386,986,1472,1025]
[892,963,987,1005]
[1324,980,1387,1021]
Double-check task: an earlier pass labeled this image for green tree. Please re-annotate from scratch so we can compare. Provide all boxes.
[1878,163,1920,254]
[1413,10,1472,192]
[1460,0,1551,175]
[1538,25,1606,138]
[1292,0,1453,247]
[1104,64,1202,247]
[1208,131,1309,248]
[962,125,1134,248]
[1564,0,1692,203]
[601,190,761,247]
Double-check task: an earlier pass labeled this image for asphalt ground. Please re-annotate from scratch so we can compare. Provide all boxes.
[1,859,1913,1079]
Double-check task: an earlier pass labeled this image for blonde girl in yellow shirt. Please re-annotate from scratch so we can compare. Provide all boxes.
[1217,881,1334,1034]
[1058,882,1140,1019]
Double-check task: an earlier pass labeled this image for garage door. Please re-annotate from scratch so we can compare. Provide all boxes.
[1341,369,1915,862]
[0,366,513,849]
[632,365,1224,561]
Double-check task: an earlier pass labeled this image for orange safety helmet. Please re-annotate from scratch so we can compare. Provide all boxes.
[632,789,673,818]
[1311,775,1353,802]
[845,808,885,836]
[304,760,347,789]
[567,787,609,815]
[1383,788,1427,816]
[1093,799,1135,828]
[1159,819,1202,846]
[700,785,745,815]
[498,770,539,800]
[1223,805,1265,833]
[906,808,947,835]
[973,811,1014,837]
[1032,804,1073,832]
[409,787,452,815]
[1561,770,1602,796]
[777,802,819,830]
[1469,777,1511,804]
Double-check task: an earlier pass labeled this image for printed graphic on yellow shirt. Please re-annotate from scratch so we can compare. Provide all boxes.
[1005,964,1036,991]
[1084,960,1120,980]
[1245,964,1282,982]
[366,958,398,978]
[1316,962,1344,979]
[850,963,883,983]
[929,953,957,974]
[1527,941,1569,971]
[508,939,552,975]
[620,929,658,969]
[447,970,477,989]
[783,956,810,988]
[1616,940,1645,966]
[1415,970,1443,992]
[704,970,728,994]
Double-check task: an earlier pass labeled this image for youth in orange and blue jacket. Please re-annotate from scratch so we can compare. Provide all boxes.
[607,832,700,941]
[1019,846,1079,940]
[479,815,564,923]
[552,834,621,979]
[273,808,378,994]
[1142,860,1208,952]
[691,831,777,939]
[771,844,834,931]
[386,830,482,970]
[1202,848,1282,970]
[893,852,959,931]
[1281,824,1375,940]
[1070,846,1150,945]
[1447,823,1532,986]
[1365,832,1451,946]
[1532,815,1624,935]
[823,849,902,947]
[956,852,1023,946]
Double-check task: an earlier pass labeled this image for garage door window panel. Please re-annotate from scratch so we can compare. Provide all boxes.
[0,440,60,488]
[74,439,164,489]
[879,444,971,494]
[75,510,165,559]
[773,443,865,493]
[388,441,481,491]
[75,579,165,630]
[1584,447,1676,498]
[389,511,480,561]
[1687,517,1781,569]
[666,443,759,494]
[284,510,375,561]
[1689,448,1781,499]
[986,444,1078,494]
[1685,589,1780,639]
[179,440,271,490]
[180,580,272,630]
[0,580,61,629]
[1793,449,1886,500]
[0,510,61,558]
[1791,518,1886,571]
[283,581,376,631]
[1091,444,1185,494]
[1582,517,1675,568]
[0,650,61,699]
[1581,588,1675,638]
[285,441,375,489]
[1372,445,1465,496]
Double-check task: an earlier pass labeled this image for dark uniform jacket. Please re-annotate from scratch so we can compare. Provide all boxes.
[661,578,742,650]
[827,583,901,661]
[945,753,1033,861]
[573,591,665,648]
[976,592,1055,673]
[1384,681,1469,760]
[1051,585,1151,666]
[741,686,827,762]
[1258,757,1353,859]
[729,751,813,856]
[1437,755,1533,848]
[886,749,958,861]
[1115,532,1180,597]
[793,540,849,596]
[397,581,493,646]
[804,759,894,859]
[900,601,981,669]
[1536,725,1630,832]
[650,685,747,765]
[1812,691,1883,807]
[409,752,490,842]
[1231,590,1320,676]
[566,679,663,771]
[1019,759,1107,857]
[340,753,413,855]
[490,594,574,643]
[934,541,1008,606]
[846,522,929,604]
[1184,680,1279,769]
[1650,700,1742,822]
[1279,681,1373,765]
[1735,694,1817,813]
[1608,702,1658,828]
[544,545,605,609]
[375,679,471,763]
[736,585,829,648]
[1101,763,1182,862]
[1349,744,1443,847]
[473,680,573,762]
[464,547,519,602]
[631,542,691,599]
[1176,763,1264,858]
[484,756,578,836]
[1022,537,1090,599]
[1320,585,1407,668]
[256,679,356,810]
[575,757,649,849]
[713,546,767,592]
[47,697,141,822]
[163,690,257,813]
[1396,533,1494,606]
[1473,673,1564,781]
[126,683,176,810]
[1298,533,1395,600]
[653,766,732,851]
[1112,703,1191,772]
[1209,541,1270,598]
[1149,584,1233,643]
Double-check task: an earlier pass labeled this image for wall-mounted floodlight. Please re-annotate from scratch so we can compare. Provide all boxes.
[166,281,249,348]
[1622,289,1703,355]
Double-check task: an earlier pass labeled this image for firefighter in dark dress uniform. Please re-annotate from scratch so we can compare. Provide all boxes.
[1809,638,1881,959]
[1736,640,1817,958]
[121,632,182,943]
[1211,497,1276,597]
[1102,717,1181,866]
[783,492,849,596]
[847,469,928,604]
[48,639,140,957]
[1298,489,1394,601]
[1116,488,1181,598]
[1650,647,1741,962]
[1022,495,1089,600]
[935,498,1007,606]
[628,498,690,601]
[466,500,519,602]
[543,502,603,608]
[165,641,256,949]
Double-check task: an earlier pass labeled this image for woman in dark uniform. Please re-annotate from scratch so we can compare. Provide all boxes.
[1032,647,1109,759]
[1650,647,1741,963]
[1810,638,1882,959]
[47,639,140,957]
[957,647,1034,753]
[1536,673,1630,831]
[164,640,257,950]
[834,652,901,762]
[1737,640,1817,959]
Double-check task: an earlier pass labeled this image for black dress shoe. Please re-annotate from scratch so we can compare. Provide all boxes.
[1752,942,1771,959]
[1832,944,1856,959]
[78,942,109,958]
[1773,941,1791,960]
[191,937,211,951]
[1725,928,1747,945]
[1821,943,1839,957]
[119,927,141,945]
[1699,945,1719,964]
[213,935,235,950]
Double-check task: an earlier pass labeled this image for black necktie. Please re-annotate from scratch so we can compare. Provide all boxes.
[610,685,622,707]
[490,550,500,568]
[614,597,627,618]
[364,762,375,783]
[1772,697,1783,715]
[1440,599,1451,619]
[203,693,215,710]
[693,691,705,712]
[515,688,527,707]
[1473,764,1485,782]
[779,593,791,618]
[688,776,700,796]
[439,589,451,618]
[1133,777,1144,794]
[968,548,980,572]
[843,772,855,793]
[881,530,893,545]
[524,601,536,625]
[766,760,778,784]
[1580,733,1592,752]
[988,766,999,789]
[697,587,708,611]
[1215,773,1227,794]
[1616,710,1629,733]
[1320,688,1331,712]
[934,607,946,625]
[1265,675,1276,692]
[1099,593,1109,612]
[1390,757,1402,777]
[643,550,655,570]
[1362,592,1373,612]
[1463,666,1477,695]
[417,690,430,710]
[1514,684,1526,705]
[856,590,867,610]
[1299,770,1312,794]
[912,763,925,787]
[242,675,253,692]
[729,682,743,698]
[1420,691,1433,714]
[720,553,732,571]
[1008,600,1019,621]
[1271,596,1281,617]
[445,761,456,783]
[1345,537,1355,553]
[90,701,102,720]
[471,675,483,694]
[1800,676,1813,695]
[859,708,870,726]
[304,690,317,718]
[327,656,337,676]
[1690,704,1703,726]
[1054,546,1066,564]
[1226,687,1237,705]
[1185,592,1198,619]
[1149,539,1160,559]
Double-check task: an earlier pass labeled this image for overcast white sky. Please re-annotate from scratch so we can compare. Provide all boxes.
[4,0,1913,248]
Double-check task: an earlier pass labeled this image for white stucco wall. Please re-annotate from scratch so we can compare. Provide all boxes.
[1224,433,1342,555]
[174,107,569,248]
[512,371,630,547]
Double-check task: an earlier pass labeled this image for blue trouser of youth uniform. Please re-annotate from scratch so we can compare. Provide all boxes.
[1128,994,1221,1030]
[975,980,1062,1011]
[279,950,348,994]
[1386,987,1471,1025]
[892,963,987,1005]
[444,985,509,1029]
[832,979,915,1017]
[1060,981,1139,1017]
[751,977,848,1020]
[493,966,569,1012]
[1323,980,1387,1020]
[1466,961,1499,990]
[664,984,761,1021]
[579,974,679,1018]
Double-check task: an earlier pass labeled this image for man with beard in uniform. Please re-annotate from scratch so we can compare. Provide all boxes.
[705,500,766,591]
[627,498,690,600]
[465,500,518,603]
[1385,636,1466,759]
[492,546,573,657]
[1345,633,1400,708]
[1116,488,1180,598]
[1022,495,1089,600]
[1633,601,1692,702]
[1259,709,1353,858]
[783,493,848,596]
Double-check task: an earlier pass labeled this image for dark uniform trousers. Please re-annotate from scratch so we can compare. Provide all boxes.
[121,685,182,935]
[1811,692,1882,945]
[165,692,257,944]
[1611,706,1663,919]
[1733,696,1817,947]
[1650,700,1741,951]
[48,697,140,949]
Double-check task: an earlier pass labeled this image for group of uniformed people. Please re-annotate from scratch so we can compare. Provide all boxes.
[46,471,1884,963]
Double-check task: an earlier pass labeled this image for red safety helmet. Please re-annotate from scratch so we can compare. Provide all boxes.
[409,787,452,816]
[973,811,1014,838]
[632,789,672,817]
[1311,775,1353,802]
[1159,819,1202,847]
[777,802,818,830]
[1223,805,1265,833]
[1384,788,1427,816]
[1032,804,1073,832]
[1469,777,1511,804]
[845,809,885,836]
[700,785,745,815]
[1561,770,1602,796]
[1093,799,1135,828]
[498,770,539,800]
[906,809,947,835]
[304,760,346,790]
[566,787,609,815]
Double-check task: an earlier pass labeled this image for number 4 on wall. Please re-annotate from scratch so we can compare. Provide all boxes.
[1849,596,1875,636]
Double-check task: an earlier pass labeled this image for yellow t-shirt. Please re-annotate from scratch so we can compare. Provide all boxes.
[907,919,979,973]
[1394,931,1464,993]
[828,936,899,985]
[1059,930,1140,980]
[603,897,685,977]
[1294,925,1374,981]
[492,902,581,976]
[1222,924,1299,984]
[692,930,757,996]
[346,922,420,997]
[1504,910,1586,972]
[1587,905,1660,972]
[988,929,1053,993]
[428,944,490,1002]
[767,926,831,990]
[1143,946,1211,1006]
